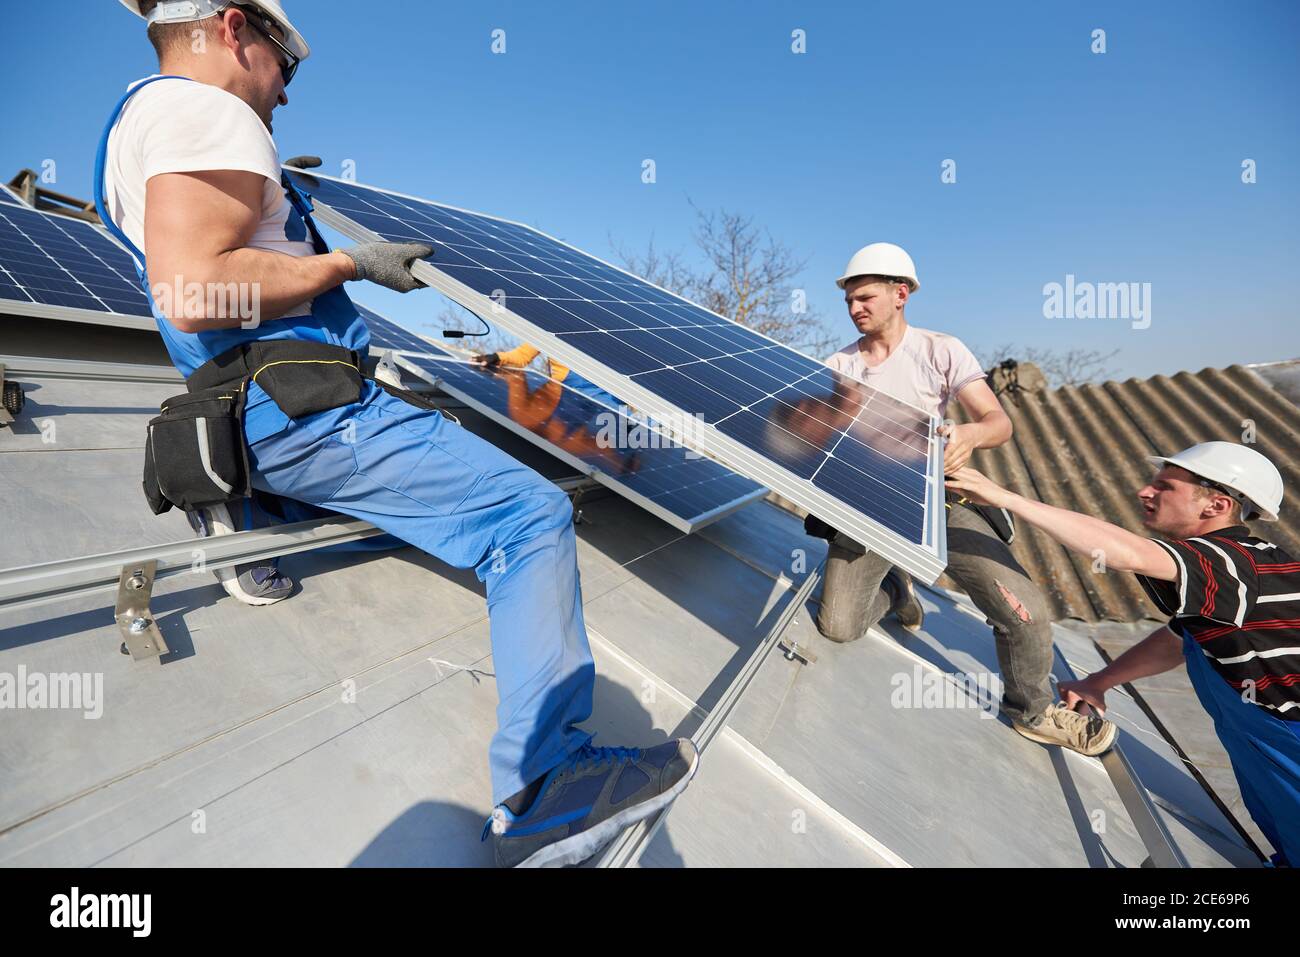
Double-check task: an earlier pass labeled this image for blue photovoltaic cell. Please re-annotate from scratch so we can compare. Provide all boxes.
[353,304,444,355]
[0,186,26,206]
[397,351,763,530]
[0,204,152,317]
[288,170,936,551]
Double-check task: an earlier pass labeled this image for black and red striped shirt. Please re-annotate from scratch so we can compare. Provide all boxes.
[1136,524,1300,721]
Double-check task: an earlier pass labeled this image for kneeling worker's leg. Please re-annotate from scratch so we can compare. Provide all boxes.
[816,534,895,642]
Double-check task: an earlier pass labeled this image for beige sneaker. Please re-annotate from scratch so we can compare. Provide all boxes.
[1013,703,1117,757]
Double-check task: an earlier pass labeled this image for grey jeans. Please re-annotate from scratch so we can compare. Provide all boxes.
[816,502,1055,723]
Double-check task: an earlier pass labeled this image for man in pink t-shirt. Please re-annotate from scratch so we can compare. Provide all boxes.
[807,243,1116,756]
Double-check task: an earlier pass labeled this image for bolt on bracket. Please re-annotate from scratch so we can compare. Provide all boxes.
[778,634,817,665]
[115,560,169,660]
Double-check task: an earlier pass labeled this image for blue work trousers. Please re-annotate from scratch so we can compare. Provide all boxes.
[245,379,596,804]
[1183,630,1300,866]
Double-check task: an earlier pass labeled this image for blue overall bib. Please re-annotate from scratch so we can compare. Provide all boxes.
[1181,629,1300,866]
[96,76,596,804]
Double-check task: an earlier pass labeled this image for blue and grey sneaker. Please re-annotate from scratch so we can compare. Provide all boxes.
[484,738,700,868]
[187,503,294,606]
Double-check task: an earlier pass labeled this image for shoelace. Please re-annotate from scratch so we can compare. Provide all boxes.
[569,743,641,773]
[480,743,645,840]
[250,566,285,587]
[1050,705,1108,739]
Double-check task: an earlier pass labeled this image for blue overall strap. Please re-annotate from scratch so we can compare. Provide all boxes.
[281,172,331,256]
[93,75,194,269]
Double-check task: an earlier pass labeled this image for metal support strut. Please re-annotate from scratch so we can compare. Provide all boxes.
[597,562,825,868]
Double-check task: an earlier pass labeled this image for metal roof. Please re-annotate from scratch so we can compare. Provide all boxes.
[0,316,1265,867]
[952,361,1300,623]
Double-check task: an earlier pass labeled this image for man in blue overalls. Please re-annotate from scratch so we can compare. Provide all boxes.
[106,0,697,867]
[948,443,1299,866]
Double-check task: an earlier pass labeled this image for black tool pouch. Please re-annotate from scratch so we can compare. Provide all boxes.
[250,352,363,418]
[187,340,366,419]
[142,386,251,514]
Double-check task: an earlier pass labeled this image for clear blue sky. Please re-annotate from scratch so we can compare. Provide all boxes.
[2,0,1296,379]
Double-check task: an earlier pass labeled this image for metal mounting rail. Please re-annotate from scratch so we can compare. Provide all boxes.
[1100,746,1189,868]
[0,354,184,385]
[597,562,824,868]
[1053,647,1189,868]
[0,353,445,390]
[0,477,596,617]
[0,517,384,616]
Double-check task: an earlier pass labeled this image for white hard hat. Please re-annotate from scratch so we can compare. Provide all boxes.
[836,242,919,292]
[1147,441,1285,522]
[118,0,310,60]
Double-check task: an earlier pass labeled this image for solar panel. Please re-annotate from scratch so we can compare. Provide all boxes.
[288,168,946,581]
[0,203,154,329]
[377,342,764,533]
[0,186,27,207]
[0,211,455,352]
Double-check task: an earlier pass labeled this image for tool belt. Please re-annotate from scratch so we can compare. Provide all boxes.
[944,489,1016,545]
[142,339,439,516]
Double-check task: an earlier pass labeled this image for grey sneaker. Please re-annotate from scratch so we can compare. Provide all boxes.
[484,739,700,868]
[187,504,294,606]
[884,568,924,631]
[1013,703,1118,757]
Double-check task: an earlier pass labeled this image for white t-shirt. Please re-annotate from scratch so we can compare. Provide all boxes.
[103,75,315,317]
[824,325,986,420]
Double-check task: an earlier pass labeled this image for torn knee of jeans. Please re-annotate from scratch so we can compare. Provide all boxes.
[995,580,1032,623]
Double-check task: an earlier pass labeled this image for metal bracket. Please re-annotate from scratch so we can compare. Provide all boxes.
[557,477,602,527]
[570,483,589,526]
[114,561,170,660]
[373,349,403,389]
[774,574,818,664]
[778,633,818,665]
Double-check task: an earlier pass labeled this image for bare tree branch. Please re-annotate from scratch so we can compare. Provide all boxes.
[613,203,840,358]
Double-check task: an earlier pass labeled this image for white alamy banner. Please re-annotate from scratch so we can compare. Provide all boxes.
[0,666,103,719]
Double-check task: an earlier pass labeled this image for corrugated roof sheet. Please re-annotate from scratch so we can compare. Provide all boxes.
[951,362,1300,622]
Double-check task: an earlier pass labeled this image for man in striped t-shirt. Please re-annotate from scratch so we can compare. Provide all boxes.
[1138,524,1300,719]
[947,442,1298,867]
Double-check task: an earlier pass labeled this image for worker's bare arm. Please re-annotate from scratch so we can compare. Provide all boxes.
[1057,626,1184,714]
[144,169,354,333]
[939,379,1013,472]
[945,466,1179,580]
[955,380,1012,446]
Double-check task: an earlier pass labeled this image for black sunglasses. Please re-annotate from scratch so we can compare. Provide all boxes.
[1197,477,1250,509]
[236,5,300,86]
